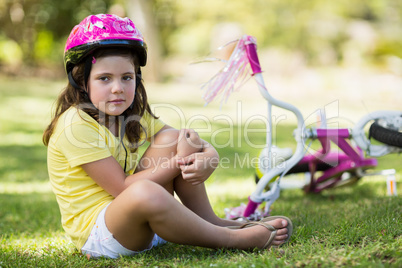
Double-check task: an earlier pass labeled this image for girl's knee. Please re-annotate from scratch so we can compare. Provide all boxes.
[152,128,180,149]
[125,180,171,212]
[138,129,179,170]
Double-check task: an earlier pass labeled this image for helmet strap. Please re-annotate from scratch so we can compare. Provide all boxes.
[131,68,142,109]
[83,56,93,92]
[67,55,93,93]
[136,68,142,89]
[68,71,82,90]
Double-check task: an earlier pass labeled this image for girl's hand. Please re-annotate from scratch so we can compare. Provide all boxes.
[176,129,203,157]
[176,142,219,185]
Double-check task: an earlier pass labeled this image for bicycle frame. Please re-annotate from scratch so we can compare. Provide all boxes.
[301,128,377,193]
[203,35,400,219]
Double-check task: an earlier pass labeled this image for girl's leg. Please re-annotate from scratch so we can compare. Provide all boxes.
[173,177,237,227]
[136,128,181,194]
[137,129,239,227]
[105,179,289,251]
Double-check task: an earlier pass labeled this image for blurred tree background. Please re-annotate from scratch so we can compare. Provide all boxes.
[0,0,401,80]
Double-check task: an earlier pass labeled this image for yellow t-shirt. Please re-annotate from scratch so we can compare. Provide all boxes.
[47,106,165,250]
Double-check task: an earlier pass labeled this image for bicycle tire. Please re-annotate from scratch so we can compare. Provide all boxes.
[369,122,402,148]
[254,161,332,184]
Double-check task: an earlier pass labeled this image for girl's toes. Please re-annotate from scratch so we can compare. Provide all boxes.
[276,228,288,236]
[272,240,286,246]
[266,219,288,230]
[274,234,288,241]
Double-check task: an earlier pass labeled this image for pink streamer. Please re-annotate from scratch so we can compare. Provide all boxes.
[202,35,258,105]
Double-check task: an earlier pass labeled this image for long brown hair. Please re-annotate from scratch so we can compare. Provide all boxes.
[43,47,157,152]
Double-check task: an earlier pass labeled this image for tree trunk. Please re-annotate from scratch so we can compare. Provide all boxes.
[125,0,162,82]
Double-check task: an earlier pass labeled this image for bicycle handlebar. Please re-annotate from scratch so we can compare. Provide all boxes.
[244,37,262,75]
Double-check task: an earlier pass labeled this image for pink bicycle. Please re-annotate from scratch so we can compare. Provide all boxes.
[202,35,402,220]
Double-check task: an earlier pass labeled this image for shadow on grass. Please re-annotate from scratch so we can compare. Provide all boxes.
[0,192,61,237]
[0,144,48,182]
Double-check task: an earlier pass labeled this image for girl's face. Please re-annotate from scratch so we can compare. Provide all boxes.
[88,55,136,117]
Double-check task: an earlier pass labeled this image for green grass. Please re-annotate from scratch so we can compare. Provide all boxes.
[0,76,401,267]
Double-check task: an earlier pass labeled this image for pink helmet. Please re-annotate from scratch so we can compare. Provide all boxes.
[64,14,147,74]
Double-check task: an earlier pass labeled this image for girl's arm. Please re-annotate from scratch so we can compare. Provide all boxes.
[176,139,219,185]
[82,125,181,197]
[81,125,204,197]
[81,154,179,198]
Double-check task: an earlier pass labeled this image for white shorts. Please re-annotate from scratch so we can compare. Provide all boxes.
[81,204,167,259]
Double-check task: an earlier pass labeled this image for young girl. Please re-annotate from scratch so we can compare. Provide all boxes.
[43,14,293,259]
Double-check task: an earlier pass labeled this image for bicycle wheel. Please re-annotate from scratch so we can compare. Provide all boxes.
[369,122,402,148]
